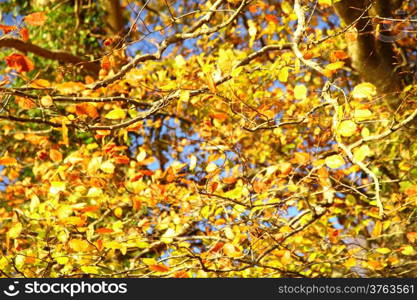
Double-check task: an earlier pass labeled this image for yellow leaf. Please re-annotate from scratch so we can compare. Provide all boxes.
[338,120,357,137]
[114,207,123,218]
[294,85,307,100]
[376,248,391,254]
[325,61,345,71]
[189,155,197,171]
[371,220,382,238]
[201,205,211,219]
[248,19,257,47]
[56,257,69,265]
[81,266,100,274]
[136,148,147,162]
[41,95,53,107]
[318,0,332,5]
[223,243,237,257]
[105,108,126,120]
[68,239,90,252]
[206,163,217,172]
[361,127,370,138]
[281,1,292,14]
[161,227,176,244]
[8,222,23,239]
[50,181,66,194]
[224,227,235,240]
[278,67,289,83]
[353,109,372,121]
[352,82,377,99]
[142,258,157,266]
[325,154,345,169]
[344,257,356,268]
[401,245,416,256]
[180,90,190,102]
[175,55,187,68]
[281,250,292,265]
[353,145,372,162]
[100,160,115,174]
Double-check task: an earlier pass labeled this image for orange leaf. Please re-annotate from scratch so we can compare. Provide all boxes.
[345,31,357,42]
[150,264,170,272]
[75,103,99,119]
[210,113,228,122]
[5,53,34,73]
[248,5,259,13]
[49,149,63,162]
[371,221,382,238]
[19,27,29,41]
[174,270,189,278]
[24,12,47,26]
[407,232,417,243]
[97,239,104,251]
[223,176,237,184]
[15,96,36,109]
[0,157,17,166]
[210,181,219,193]
[333,50,349,60]
[61,122,69,147]
[265,14,279,24]
[291,152,310,165]
[114,155,130,164]
[210,242,224,253]
[96,228,114,234]
[79,205,100,213]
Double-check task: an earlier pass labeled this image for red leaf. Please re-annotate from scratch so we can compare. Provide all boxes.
[20,27,29,41]
[24,12,47,26]
[209,242,224,253]
[139,170,154,176]
[5,53,35,73]
[0,24,17,34]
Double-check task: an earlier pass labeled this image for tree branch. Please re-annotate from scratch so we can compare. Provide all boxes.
[0,37,100,75]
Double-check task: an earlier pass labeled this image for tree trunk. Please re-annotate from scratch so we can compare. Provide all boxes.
[333,0,405,108]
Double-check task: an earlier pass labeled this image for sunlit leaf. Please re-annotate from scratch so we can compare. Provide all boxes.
[338,120,357,137]
[325,154,345,169]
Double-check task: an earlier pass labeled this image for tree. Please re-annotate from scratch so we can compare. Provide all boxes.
[0,0,416,278]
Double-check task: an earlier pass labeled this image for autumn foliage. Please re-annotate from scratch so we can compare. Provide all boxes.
[1,0,417,278]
